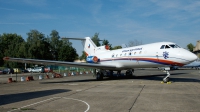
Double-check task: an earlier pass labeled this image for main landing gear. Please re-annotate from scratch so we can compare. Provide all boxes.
[96,72,103,80]
[94,69,103,80]
[125,69,134,78]
[94,69,135,80]
[94,68,170,83]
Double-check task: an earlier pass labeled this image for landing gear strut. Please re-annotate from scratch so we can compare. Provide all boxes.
[125,69,134,78]
[96,72,103,80]
[109,70,114,78]
[116,70,121,77]
[163,70,170,83]
[94,69,103,80]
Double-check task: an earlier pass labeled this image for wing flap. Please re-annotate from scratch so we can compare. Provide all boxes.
[3,57,116,69]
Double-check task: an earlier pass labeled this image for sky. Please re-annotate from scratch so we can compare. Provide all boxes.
[1,0,200,56]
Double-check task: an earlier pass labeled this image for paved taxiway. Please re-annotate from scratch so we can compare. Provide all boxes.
[0,68,200,112]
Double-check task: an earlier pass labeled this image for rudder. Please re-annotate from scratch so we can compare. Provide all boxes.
[84,37,97,56]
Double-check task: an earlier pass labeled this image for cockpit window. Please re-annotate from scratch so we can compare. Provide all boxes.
[160,45,165,49]
[165,45,170,49]
[175,44,181,48]
[169,44,176,48]
[169,44,181,48]
[161,44,181,49]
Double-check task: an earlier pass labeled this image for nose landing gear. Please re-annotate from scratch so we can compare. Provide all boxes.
[162,70,171,83]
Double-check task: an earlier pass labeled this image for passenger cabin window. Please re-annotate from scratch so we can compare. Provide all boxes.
[124,53,126,56]
[120,54,122,57]
[129,53,131,55]
[139,51,142,54]
[112,55,114,57]
[116,54,118,57]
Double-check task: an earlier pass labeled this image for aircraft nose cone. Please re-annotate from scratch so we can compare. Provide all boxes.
[189,53,198,62]
[180,49,198,65]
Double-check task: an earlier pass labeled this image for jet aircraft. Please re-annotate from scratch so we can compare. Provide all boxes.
[3,37,197,83]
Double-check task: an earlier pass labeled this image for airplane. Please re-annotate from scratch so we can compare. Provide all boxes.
[3,37,197,83]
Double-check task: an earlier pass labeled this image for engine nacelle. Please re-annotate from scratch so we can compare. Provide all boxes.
[86,56,99,63]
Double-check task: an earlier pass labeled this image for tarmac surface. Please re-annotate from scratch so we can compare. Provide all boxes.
[0,68,200,112]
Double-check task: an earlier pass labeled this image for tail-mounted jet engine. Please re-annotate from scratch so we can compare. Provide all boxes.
[86,56,100,63]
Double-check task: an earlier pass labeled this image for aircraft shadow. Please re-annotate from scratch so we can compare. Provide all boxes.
[130,73,200,83]
[40,72,200,84]
[40,79,109,84]
[169,77,200,82]
[0,89,70,106]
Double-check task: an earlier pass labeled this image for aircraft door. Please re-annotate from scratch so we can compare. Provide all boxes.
[156,52,159,61]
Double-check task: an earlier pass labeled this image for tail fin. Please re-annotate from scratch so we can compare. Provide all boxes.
[61,37,97,56]
[84,37,97,55]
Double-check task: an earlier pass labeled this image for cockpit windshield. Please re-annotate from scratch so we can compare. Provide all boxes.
[160,44,181,49]
[169,44,181,48]
[165,45,170,49]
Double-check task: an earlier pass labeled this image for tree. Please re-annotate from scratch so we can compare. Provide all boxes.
[26,30,52,60]
[79,51,87,60]
[187,43,194,52]
[49,30,62,60]
[91,33,101,46]
[58,39,78,61]
[0,33,25,67]
[0,34,4,66]
[0,30,79,66]
[112,46,122,50]
[17,42,28,58]
[128,39,142,47]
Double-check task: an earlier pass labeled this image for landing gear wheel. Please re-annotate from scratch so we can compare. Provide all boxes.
[163,77,169,83]
[132,69,134,73]
[126,69,133,78]
[110,70,114,79]
[131,69,135,77]
[96,72,103,80]
[115,70,121,78]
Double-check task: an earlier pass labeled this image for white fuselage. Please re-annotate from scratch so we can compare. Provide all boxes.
[93,42,197,70]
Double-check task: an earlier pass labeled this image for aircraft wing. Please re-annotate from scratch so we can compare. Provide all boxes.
[3,57,116,69]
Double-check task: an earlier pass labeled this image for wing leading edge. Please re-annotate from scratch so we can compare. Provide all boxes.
[3,57,116,69]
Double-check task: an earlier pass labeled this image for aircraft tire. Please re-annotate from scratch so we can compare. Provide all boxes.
[126,70,133,78]
[109,70,114,79]
[163,77,169,83]
[96,72,103,80]
[132,69,134,73]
